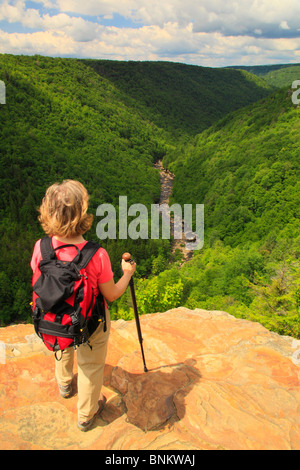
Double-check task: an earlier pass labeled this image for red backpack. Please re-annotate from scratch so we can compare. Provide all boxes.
[32,236,106,356]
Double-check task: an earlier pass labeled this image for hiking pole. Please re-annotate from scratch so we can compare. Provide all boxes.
[122,252,148,373]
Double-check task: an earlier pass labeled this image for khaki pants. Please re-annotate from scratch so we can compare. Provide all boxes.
[55,310,111,423]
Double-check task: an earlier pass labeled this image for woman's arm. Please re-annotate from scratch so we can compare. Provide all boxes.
[98,259,136,303]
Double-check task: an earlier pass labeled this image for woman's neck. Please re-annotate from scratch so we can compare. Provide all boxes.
[53,235,85,244]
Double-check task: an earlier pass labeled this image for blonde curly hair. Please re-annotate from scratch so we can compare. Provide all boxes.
[38,180,93,238]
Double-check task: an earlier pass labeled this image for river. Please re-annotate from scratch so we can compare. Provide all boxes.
[153,160,196,264]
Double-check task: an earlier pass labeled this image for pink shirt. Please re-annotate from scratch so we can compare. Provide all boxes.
[31,237,114,306]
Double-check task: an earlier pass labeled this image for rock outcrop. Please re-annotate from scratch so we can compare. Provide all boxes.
[1,308,300,450]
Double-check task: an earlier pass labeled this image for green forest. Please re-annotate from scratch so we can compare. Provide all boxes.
[164,87,300,337]
[0,53,299,339]
[84,59,273,136]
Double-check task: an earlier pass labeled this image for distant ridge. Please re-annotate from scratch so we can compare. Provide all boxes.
[227,62,300,77]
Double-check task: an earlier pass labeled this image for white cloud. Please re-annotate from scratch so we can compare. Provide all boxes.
[0,0,101,42]
[53,0,300,38]
[42,13,101,41]
[0,0,24,23]
[0,0,300,65]
[55,0,139,18]
[1,21,300,67]
[280,21,290,31]
[0,29,73,56]
[190,0,300,38]
[28,0,58,7]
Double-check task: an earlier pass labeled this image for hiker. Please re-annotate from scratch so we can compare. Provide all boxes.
[30,180,136,431]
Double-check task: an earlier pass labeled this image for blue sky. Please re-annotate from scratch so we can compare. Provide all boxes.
[0,0,300,67]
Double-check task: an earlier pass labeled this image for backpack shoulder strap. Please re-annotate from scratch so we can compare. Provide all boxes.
[40,236,56,261]
[77,241,101,270]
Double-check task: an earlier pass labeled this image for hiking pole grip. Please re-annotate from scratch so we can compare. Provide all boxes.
[122,253,148,372]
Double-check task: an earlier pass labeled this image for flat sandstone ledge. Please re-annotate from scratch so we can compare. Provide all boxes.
[0,308,300,450]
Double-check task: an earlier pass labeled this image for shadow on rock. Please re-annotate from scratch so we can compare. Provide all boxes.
[104,358,201,431]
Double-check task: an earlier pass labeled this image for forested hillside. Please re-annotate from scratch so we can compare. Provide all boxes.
[229,63,300,89]
[263,66,300,88]
[84,60,273,136]
[1,53,297,338]
[158,87,300,337]
[0,54,169,324]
